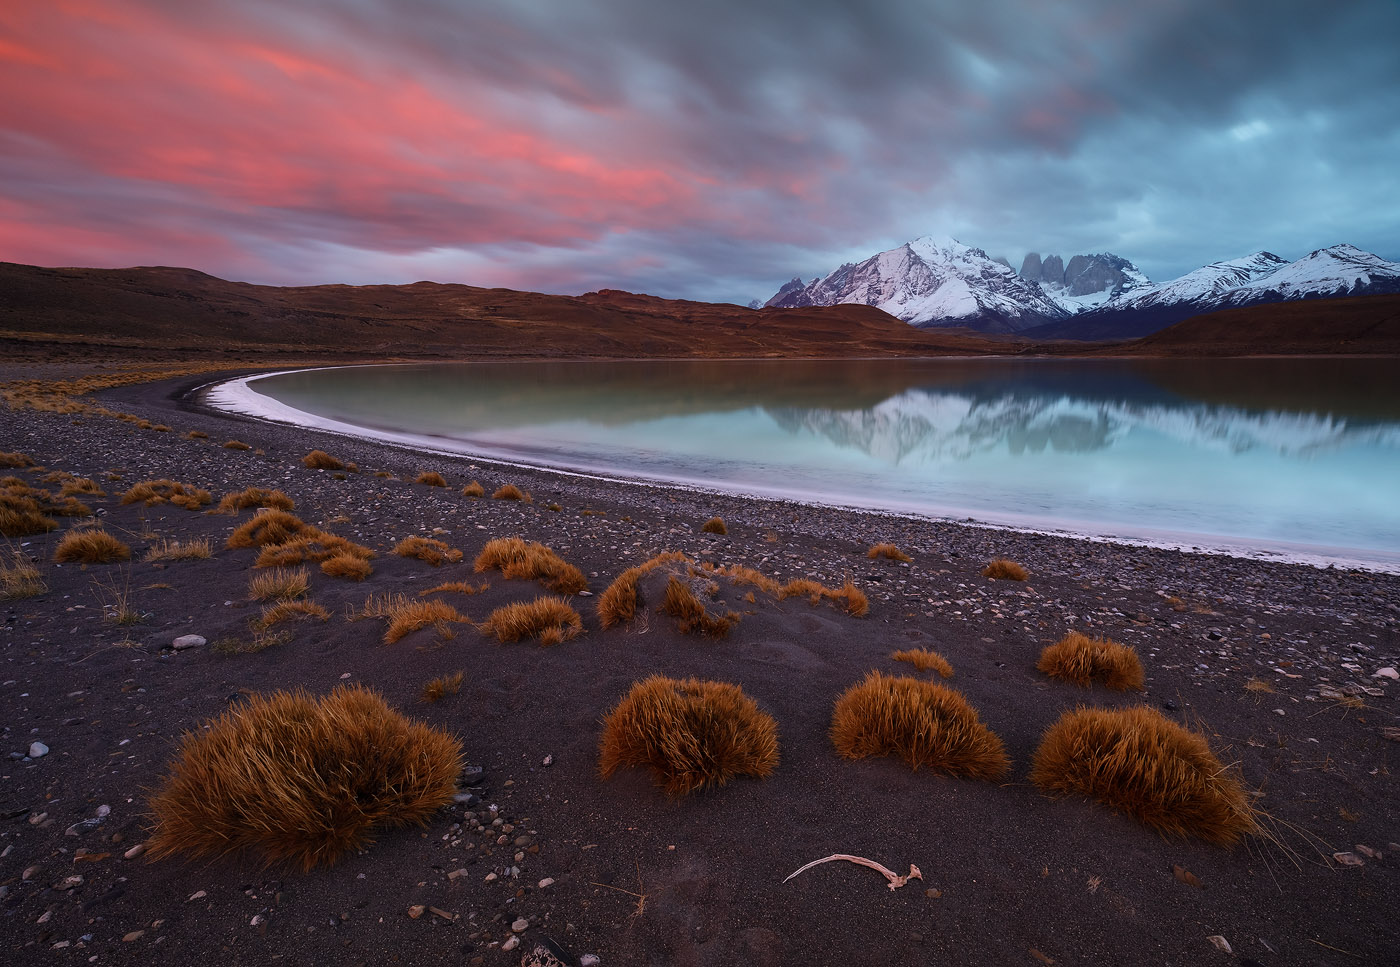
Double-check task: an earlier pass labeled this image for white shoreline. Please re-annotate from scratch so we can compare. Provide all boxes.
[198,366,1400,575]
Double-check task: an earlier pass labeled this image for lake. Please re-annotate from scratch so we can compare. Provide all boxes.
[205,358,1400,569]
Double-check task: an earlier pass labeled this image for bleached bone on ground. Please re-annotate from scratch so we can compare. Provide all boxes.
[783,854,924,891]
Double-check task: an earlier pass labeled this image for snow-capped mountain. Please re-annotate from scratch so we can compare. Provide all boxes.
[766,238,1400,340]
[765,236,1068,333]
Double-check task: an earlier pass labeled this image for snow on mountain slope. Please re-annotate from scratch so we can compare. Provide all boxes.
[1232,244,1400,299]
[1114,252,1289,311]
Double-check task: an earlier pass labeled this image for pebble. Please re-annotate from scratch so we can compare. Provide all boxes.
[511,918,529,933]
[28,741,48,758]
[1374,666,1398,680]
[1206,936,1232,954]
[537,877,555,889]
[580,956,601,966]
[1333,851,1365,867]
[188,890,207,902]
[407,905,426,919]
[172,634,206,650]
[502,935,520,952]
[123,930,145,942]
[123,843,146,859]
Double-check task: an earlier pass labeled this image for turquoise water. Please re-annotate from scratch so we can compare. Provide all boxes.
[212,358,1400,567]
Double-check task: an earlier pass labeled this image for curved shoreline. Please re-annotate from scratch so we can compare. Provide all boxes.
[199,365,1400,574]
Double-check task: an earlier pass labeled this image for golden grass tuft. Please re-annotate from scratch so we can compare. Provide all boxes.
[892,647,954,678]
[59,477,104,497]
[461,480,485,497]
[249,567,310,601]
[701,516,727,535]
[215,487,295,514]
[714,563,781,595]
[394,536,464,567]
[186,430,208,439]
[1,551,45,599]
[491,483,530,502]
[983,558,1029,581]
[256,533,372,568]
[597,551,690,628]
[598,675,779,797]
[1030,705,1258,846]
[415,471,448,487]
[54,528,131,564]
[302,450,345,470]
[779,576,869,617]
[122,479,214,510]
[143,538,212,562]
[256,598,331,630]
[830,671,1009,779]
[145,685,463,870]
[473,536,587,594]
[423,580,488,596]
[223,440,251,450]
[1037,631,1145,691]
[868,543,913,562]
[0,451,35,468]
[321,552,372,581]
[479,595,583,644]
[352,595,466,645]
[662,576,736,638]
[0,497,57,537]
[1243,677,1276,695]
[227,509,311,549]
[211,629,292,655]
[422,671,464,704]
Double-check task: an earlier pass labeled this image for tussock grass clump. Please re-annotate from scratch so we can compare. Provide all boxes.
[321,552,372,581]
[597,551,690,628]
[59,477,104,497]
[144,538,212,562]
[1243,677,1276,695]
[227,509,311,549]
[1038,631,1144,691]
[780,576,869,617]
[830,671,1009,779]
[599,675,779,797]
[714,563,781,595]
[424,580,488,596]
[0,494,57,537]
[216,487,295,514]
[662,576,736,638]
[1,551,45,599]
[461,480,485,498]
[701,516,727,535]
[0,451,35,468]
[257,533,372,568]
[1030,705,1259,845]
[491,483,530,502]
[146,685,463,870]
[983,558,1029,581]
[54,528,131,564]
[479,596,582,644]
[256,599,331,630]
[249,567,310,601]
[422,671,464,703]
[186,430,208,439]
[302,450,345,470]
[474,537,587,594]
[395,536,464,567]
[228,509,374,572]
[223,440,252,450]
[892,647,954,678]
[868,543,913,562]
[211,630,292,655]
[353,594,465,644]
[415,471,448,487]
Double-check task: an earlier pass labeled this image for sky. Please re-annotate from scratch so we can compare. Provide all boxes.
[2,0,1398,305]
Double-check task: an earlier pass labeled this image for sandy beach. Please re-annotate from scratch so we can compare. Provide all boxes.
[3,363,1398,966]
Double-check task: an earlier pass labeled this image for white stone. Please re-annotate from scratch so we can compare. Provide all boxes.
[580,955,601,967]
[501,936,520,952]
[172,634,206,650]
[28,741,48,758]
[537,877,555,889]
[511,918,528,933]
[1206,936,1232,954]
[1373,666,1398,680]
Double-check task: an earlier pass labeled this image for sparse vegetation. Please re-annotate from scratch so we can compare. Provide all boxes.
[249,567,310,601]
[868,543,913,562]
[59,477,104,497]
[662,576,736,638]
[780,576,869,617]
[597,551,690,628]
[145,685,463,869]
[1244,677,1276,695]
[321,552,372,581]
[0,451,35,468]
[983,558,1029,581]
[256,599,331,630]
[144,538,213,562]
[701,516,727,535]
[423,580,488,596]
[54,527,131,564]
[1030,705,1258,846]
[892,647,953,678]
[353,593,464,644]
[227,509,311,549]
[422,671,464,704]
[599,675,779,797]
[394,536,464,567]
[1037,631,1145,691]
[187,430,208,440]
[302,450,345,470]
[211,630,293,655]
[491,483,530,502]
[474,537,587,593]
[1,550,45,599]
[479,596,582,644]
[461,480,485,497]
[120,479,212,510]
[223,440,252,450]
[714,563,781,595]
[830,671,1009,779]
[216,487,295,514]
[415,471,448,487]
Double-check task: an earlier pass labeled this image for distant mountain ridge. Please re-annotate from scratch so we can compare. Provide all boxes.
[767,237,1400,339]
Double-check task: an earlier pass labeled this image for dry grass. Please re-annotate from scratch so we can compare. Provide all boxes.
[491,483,530,502]
[892,647,954,678]
[249,567,310,601]
[597,551,690,628]
[461,480,485,498]
[59,477,104,497]
[187,430,208,439]
[714,563,781,595]
[983,558,1029,581]
[1,550,45,599]
[423,580,488,596]
[223,440,252,450]
[1037,631,1145,691]
[0,494,57,537]
[830,671,1009,779]
[701,516,727,535]
[1244,677,1276,695]
[211,629,292,655]
[0,451,35,468]
[321,552,372,581]
[473,536,587,594]
[394,536,464,567]
[415,471,448,487]
[227,509,311,549]
[868,543,913,562]
[216,487,295,514]
[662,576,736,638]
[143,538,212,562]
[479,596,583,644]
[421,671,464,704]
[92,570,141,625]
[1030,705,1259,845]
[352,594,464,645]
[145,685,463,870]
[779,576,869,617]
[54,528,131,564]
[302,450,345,470]
[122,479,209,511]
[599,675,779,797]
[256,599,331,630]
[257,533,373,568]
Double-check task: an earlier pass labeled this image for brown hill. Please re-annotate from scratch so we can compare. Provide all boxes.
[1115,293,1400,356]
[0,262,1024,361]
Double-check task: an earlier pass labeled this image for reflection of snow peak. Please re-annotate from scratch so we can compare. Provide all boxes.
[766,391,1400,464]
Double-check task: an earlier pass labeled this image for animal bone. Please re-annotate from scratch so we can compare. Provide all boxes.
[783,854,924,891]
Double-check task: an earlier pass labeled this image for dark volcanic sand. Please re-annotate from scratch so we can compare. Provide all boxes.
[2,365,1398,967]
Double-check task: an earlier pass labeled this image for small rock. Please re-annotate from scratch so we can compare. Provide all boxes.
[96,804,110,818]
[484,872,498,882]
[462,765,485,786]
[1374,667,1398,680]
[250,914,266,928]
[123,930,145,942]
[580,955,601,967]
[172,634,206,650]
[542,755,553,767]
[1206,935,1232,954]
[29,811,48,825]
[57,875,84,890]
[502,935,520,952]
[1355,845,1381,860]
[407,905,426,919]
[188,890,207,902]
[512,918,529,933]
[66,817,105,836]
[1273,708,1286,716]
[1333,851,1365,867]
[448,868,470,881]
[123,844,146,860]
[28,741,48,758]
[537,877,555,889]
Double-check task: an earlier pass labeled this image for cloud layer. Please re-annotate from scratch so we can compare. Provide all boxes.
[2,0,1397,303]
